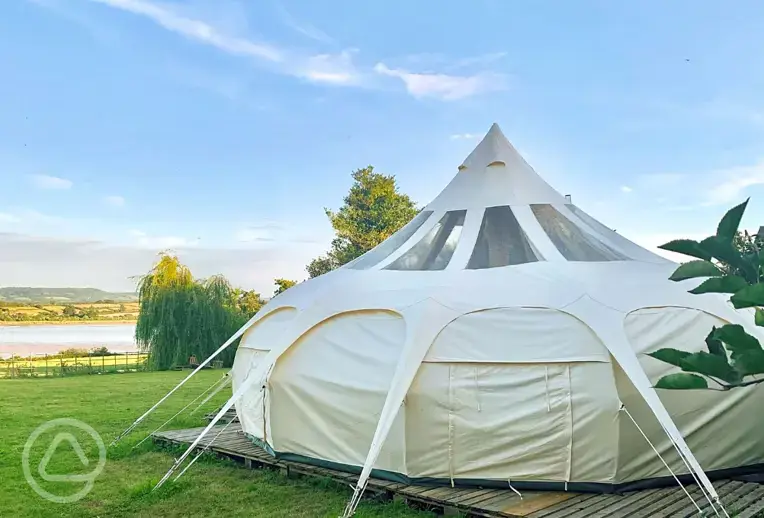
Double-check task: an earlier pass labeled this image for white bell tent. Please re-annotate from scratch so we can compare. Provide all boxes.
[225,124,764,507]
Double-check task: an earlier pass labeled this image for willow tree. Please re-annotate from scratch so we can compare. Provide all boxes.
[135,253,249,370]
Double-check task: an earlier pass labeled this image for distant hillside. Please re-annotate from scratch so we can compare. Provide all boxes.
[0,287,138,303]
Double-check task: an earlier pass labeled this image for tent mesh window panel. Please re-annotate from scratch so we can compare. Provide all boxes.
[467,205,540,269]
[347,210,434,270]
[385,210,466,271]
[565,204,636,258]
[530,204,628,261]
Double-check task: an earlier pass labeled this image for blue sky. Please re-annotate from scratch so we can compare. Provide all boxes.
[2,0,764,294]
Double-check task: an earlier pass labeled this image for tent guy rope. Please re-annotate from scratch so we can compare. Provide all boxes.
[191,373,232,414]
[132,373,229,450]
[620,405,712,517]
[110,315,258,447]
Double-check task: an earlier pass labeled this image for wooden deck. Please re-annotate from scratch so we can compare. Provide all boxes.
[152,424,764,517]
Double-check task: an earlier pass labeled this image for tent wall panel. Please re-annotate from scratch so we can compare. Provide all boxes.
[267,311,407,473]
[568,362,620,483]
[619,307,764,481]
[235,306,298,443]
[405,361,619,483]
[403,362,449,478]
[239,306,297,350]
[232,348,270,440]
[424,307,610,363]
[449,363,572,481]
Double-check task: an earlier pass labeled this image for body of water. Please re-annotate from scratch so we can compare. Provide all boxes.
[0,324,137,357]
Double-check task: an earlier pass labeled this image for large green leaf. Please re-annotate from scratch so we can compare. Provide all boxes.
[655,373,709,390]
[732,350,764,376]
[658,239,712,261]
[712,324,763,357]
[678,351,741,383]
[647,348,692,368]
[756,308,764,327]
[705,327,726,357]
[731,284,764,309]
[716,199,749,242]
[688,276,748,295]
[698,236,754,280]
[669,260,723,281]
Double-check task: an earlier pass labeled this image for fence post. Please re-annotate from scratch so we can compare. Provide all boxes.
[60,355,63,377]
[89,354,92,373]
[101,354,105,374]
[45,354,48,377]
[125,352,128,372]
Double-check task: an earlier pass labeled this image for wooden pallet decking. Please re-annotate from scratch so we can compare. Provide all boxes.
[202,407,238,424]
[152,424,764,517]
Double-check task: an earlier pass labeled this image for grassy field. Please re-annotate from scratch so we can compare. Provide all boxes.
[0,371,432,517]
[0,302,140,324]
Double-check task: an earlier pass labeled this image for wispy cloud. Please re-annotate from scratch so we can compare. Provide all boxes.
[235,221,322,244]
[0,213,21,223]
[0,232,315,293]
[235,225,276,243]
[400,52,508,71]
[127,228,196,248]
[103,195,126,207]
[451,52,508,70]
[293,50,362,86]
[704,162,764,206]
[374,63,505,101]
[29,174,73,190]
[636,160,764,210]
[620,185,633,193]
[84,0,363,86]
[274,2,334,44]
[90,0,283,61]
[138,235,193,248]
[450,133,481,140]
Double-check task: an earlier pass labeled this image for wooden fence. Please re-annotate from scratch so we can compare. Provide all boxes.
[0,352,149,378]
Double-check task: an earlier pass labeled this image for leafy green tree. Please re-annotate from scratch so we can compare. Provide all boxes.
[306,166,418,277]
[654,199,764,390]
[135,253,249,370]
[237,290,265,316]
[273,278,297,296]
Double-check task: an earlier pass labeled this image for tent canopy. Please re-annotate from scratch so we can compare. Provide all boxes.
[229,123,764,502]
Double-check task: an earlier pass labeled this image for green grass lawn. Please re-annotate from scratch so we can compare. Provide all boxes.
[0,371,433,517]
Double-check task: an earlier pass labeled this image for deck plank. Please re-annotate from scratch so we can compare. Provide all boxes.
[498,493,577,517]
[152,424,764,518]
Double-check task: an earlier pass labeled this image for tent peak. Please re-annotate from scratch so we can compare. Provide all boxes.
[459,123,528,172]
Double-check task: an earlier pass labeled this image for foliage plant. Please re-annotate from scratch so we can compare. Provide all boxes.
[135,253,254,370]
[306,166,419,278]
[653,199,764,390]
[273,278,297,296]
